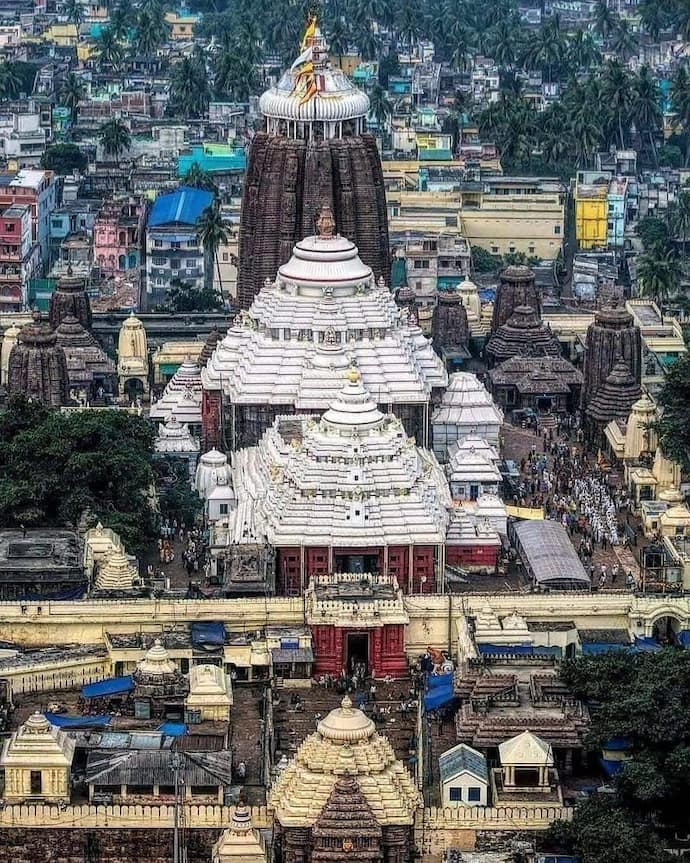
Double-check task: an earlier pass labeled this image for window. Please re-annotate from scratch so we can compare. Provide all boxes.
[222,252,229,261]
[171,259,180,270]
[413,259,430,269]
[449,787,462,801]
[554,225,561,235]
[30,771,42,794]
[5,223,14,232]
[152,256,166,266]
[186,258,196,267]
[491,245,499,254]
[467,786,481,802]
[154,239,163,247]
[219,503,229,515]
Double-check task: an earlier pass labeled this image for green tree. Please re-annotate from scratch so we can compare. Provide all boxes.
[609,18,637,60]
[0,61,23,100]
[637,247,680,305]
[40,143,88,174]
[60,72,86,124]
[170,52,209,118]
[110,0,134,40]
[471,245,500,273]
[368,82,393,133]
[96,27,124,70]
[99,118,131,160]
[594,0,617,40]
[668,189,690,257]
[134,4,169,55]
[196,200,229,295]
[519,19,564,84]
[636,215,670,252]
[631,66,662,166]
[325,15,350,66]
[602,60,632,150]
[0,397,158,554]
[183,163,218,192]
[656,351,690,461]
[64,0,83,26]
[638,0,669,41]
[566,29,601,72]
[671,65,690,166]
[167,277,223,312]
[157,460,203,531]
[214,49,257,101]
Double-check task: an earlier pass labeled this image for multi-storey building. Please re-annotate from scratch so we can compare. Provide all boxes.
[0,169,57,272]
[144,186,213,310]
[0,204,40,309]
[93,196,146,277]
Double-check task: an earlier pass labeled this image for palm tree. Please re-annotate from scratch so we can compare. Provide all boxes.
[0,62,23,101]
[609,19,637,61]
[183,164,217,192]
[449,26,475,72]
[671,66,690,166]
[519,20,564,84]
[110,0,133,41]
[64,0,83,26]
[99,118,131,160]
[368,82,392,134]
[668,190,690,257]
[134,5,168,55]
[170,54,210,118]
[601,60,632,150]
[566,30,601,72]
[594,0,616,41]
[571,114,602,168]
[637,248,680,306]
[325,16,350,66]
[214,49,257,102]
[196,201,229,295]
[638,0,668,41]
[397,0,421,50]
[487,20,520,69]
[60,72,86,124]
[96,27,124,70]
[677,0,690,40]
[632,66,661,166]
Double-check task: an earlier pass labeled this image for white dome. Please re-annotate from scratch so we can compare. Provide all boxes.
[278,234,372,295]
[259,67,369,124]
[195,448,232,499]
[321,370,385,434]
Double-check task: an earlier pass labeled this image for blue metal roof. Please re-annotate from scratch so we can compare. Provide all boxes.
[82,675,135,698]
[439,743,488,784]
[148,186,213,228]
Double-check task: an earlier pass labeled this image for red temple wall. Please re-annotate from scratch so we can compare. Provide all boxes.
[311,623,407,678]
[201,390,221,451]
[446,544,499,569]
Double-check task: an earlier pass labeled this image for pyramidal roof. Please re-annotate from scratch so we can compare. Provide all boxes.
[220,371,452,547]
[201,226,446,411]
[150,359,202,425]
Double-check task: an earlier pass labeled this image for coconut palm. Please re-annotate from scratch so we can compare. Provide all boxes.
[196,200,229,295]
[183,163,217,192]
[214,49,257,102]
[99,118,131,160]
[449,26,475,72]
[170,55,210,118]
[638,0,668,41]
[594,0,616,41]
[325,16,350,66]
[566,30,601,72]
[637,248,680,306]
[354,24,380,61]
[668,190,690,257]
[487,19,521,69]
[519,19,564,84]
[96,27,124,70]
[134,5,168,55]
[110,0,134,41]
[0,62,23,101]
[64,0,83,26]
[368,82,393,133]
[601,60,632,150]
[631,66,662,166]
[609,19,637,61]
[397,0,422,50]
[60,72,86,124]
[671,66,690,166]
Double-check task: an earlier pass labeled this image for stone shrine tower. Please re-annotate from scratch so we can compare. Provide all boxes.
[311,774,383,863]
[491,266,541,332]
[213,804,267,863]
[48,265,92,330]
[581,304,641,414]
[432,288,470,368]
[7,311,69,406]
[237,21,389,308]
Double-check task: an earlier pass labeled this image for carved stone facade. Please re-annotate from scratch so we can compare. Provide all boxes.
[491,266,540,332]
[581,305,642,415]
[48,267,92,331]
[7,312,69,407]
[432,289,470,367]
[485,306,560,366]
[237,134,390,309]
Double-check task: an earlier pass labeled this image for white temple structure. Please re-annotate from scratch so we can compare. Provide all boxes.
[94,550,139,592]
[212,804,267,863]
[0,712,75,801]
[201,212,447,451]
[195,448,232,499]
[150,359,202,427]
[447,438,502,501]
[185,664,233,723]
[154,415,200,481]
[432,373,504,460]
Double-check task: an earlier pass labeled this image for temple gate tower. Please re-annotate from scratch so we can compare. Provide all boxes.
[48,265,92,330]
[491,265,541,332]
[237,20,389,308]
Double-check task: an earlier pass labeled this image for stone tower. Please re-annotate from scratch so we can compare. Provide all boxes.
[48,265,92,330]
[237,23,389,309]
[585,355,642,432]
[491,265,540,332]
[581,304,641,413]
[485,306,560,366]
[7,311,69,407]
[432,288,469,365]
[311,774,383,863]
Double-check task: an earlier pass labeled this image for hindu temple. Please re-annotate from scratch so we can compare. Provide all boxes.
[581,304,642,414]
[270,695,418,863]
[55,315,117,400]
[202,209,447,450]
[7,311,69,407]
[432,287,470,369]
[585,355,642,434]
[48,265,92,330]
[237,22,389,308]
[485,306,561,366]
[491,266,541,331]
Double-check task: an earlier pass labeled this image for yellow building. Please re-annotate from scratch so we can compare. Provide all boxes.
[575,181,608,250]
[0,713,75,802]
[42,23,78,46]
[164,9,199,40]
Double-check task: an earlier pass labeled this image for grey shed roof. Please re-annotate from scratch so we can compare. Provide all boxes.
[439,743,488,784]
[85,749,233,787]
[512,520,590,589]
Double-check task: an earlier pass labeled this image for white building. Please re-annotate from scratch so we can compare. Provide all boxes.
[447,436,502,501]
[432,372,504,460]
[149,359,203,428]
[439,743,489,807]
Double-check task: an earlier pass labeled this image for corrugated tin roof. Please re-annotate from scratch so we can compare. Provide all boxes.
[85,749,233,786]
[148,186,213,227]
[439,743,488,783]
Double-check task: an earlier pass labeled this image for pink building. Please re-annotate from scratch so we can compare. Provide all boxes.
[93,196,145,277]
[0,204,40,309]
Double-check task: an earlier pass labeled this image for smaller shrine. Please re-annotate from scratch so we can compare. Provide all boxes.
[132,639,188,720]
[458,276,485,337]
[0,322,20,386]
[48,265,92,330]
[432,288,471,369]
[432,372,504,459]
[491,266,541,331]
[447,438,502,501]
[93,550,140,593]
[485,306,561,366]
[154,415,200,481]
[195,448,232,499]
[150,358,202,428]
[311,774,383,863]
[7,311,69,407]
[55,314,117,401]
[488,356,582,417]
[493,731,562,806]
[117,313,149,401]
[0,712,75,801]
[581,304,642,414]
[585,356,642,435]
[185,663,233,723]
[212,804,267,863]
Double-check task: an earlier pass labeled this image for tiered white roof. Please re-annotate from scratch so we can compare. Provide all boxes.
[432,372,504,455]
[136,639,178,677]
[195,448,232,499]
[149,359,202,425]
[217,370,452,548]
[446,507,501,549]
[154,415,200,455]
[202,232,447,410]
[94,551,138,591]
[447,446,502,487]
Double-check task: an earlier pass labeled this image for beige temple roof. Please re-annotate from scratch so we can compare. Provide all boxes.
[212,804,266,863]
[202,231,447,409]
[499,731,554,767]
[149,359,202,425]
[0,712,75,769]
[219,371,452,548]
[117,312,148,376]
[136,639,178,676]
[270,695,419,827]
[94,550,138,591]
[186,663,233,709]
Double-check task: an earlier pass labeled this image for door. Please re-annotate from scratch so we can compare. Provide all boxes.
[346,632,369,673]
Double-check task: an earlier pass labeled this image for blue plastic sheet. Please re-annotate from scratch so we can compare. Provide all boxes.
[423,687,454,711]
[191,622,225,647]
[427,671,453,689]
[44,712,111,728]
[158,722,187,737]
[82,675,134,698]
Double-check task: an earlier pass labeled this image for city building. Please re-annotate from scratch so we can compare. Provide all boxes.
[439,743,489,807]
[0,713,75,802]
[0,204,39,309]
[0,169,58,268]
[144,186,213,310]
[93,195,146,278]
[574,173,609,250]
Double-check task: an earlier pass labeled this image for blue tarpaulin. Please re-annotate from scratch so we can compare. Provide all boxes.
[632,636,662,652]
[82,675,134,699]
[427,671,453,689]
[191,622,225,647]
[600,758,626,778]
[581,642,630,655]
[148,187,213,227]
[424,687,454,711]
[477,643,561,657]
[678,630,690,647]
[44,712,112,728]
[158,722,187,737]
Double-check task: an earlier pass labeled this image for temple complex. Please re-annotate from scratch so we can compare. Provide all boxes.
[491,266,541,331]
[270,695,418,863]
[485,306,561,366]
[431,373,504,459]
[202,213,446,450]
[237,24,389,308]
[48,266,92,331]
[55,315,117,400]
[581,304,642,415]
[7,311,69,407]
[117,312,149,400]
[212,370,457,596]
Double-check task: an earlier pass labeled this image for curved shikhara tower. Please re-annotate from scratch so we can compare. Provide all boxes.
[237,20,389,308]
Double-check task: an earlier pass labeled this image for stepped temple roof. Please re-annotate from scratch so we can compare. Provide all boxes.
[585,357,642,426]
[154,416,200,455]
[55,315,116,387]
[150,359,202,425]
[7,311,69,407]
[486,306,560,364]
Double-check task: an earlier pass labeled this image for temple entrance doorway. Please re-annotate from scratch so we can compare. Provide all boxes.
[346,632,369,673]
[336,553,379,574]
[537,397,552,412]
[123,377,144,402]
[652,615,681,646]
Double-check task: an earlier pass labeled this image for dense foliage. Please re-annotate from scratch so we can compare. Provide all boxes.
[0,397,158,554]
[40,143,88,175]
[655,352,690,463]
[166,278,223,312]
